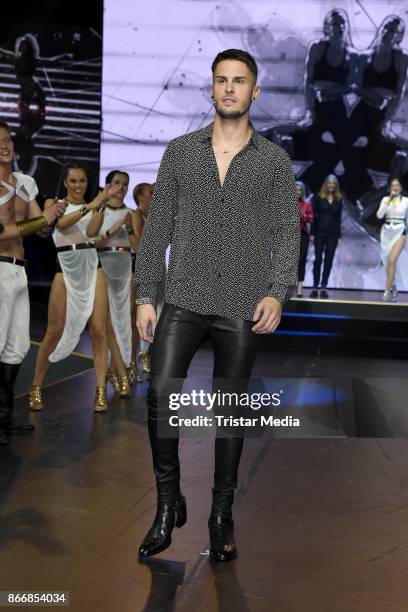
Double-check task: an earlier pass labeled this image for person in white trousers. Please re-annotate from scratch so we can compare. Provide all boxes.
[0,120,65,445]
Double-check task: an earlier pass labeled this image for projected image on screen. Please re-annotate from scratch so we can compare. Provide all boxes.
[0,26,102,197]
[101,1,408,290]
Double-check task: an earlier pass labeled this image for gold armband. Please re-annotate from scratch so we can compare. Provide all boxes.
[16,215,48,237]
[80,205,89,217]
[96,203,106,214]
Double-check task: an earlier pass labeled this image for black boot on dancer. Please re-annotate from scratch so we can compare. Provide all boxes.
[0,362,11,445]
[0,362,34,444]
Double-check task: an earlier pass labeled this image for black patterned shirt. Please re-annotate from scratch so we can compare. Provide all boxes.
[135,122,300,320]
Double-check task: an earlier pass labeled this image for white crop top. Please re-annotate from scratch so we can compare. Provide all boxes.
[99,206,130,248]
[52,202,94,248]
[376,196,408,223]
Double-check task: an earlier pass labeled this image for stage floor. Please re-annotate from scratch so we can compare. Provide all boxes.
[295,287,408,304]
[1,346,408,611]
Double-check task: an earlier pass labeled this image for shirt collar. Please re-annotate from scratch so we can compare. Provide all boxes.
[198,120,260,151]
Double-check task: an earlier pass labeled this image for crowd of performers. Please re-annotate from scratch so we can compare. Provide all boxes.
[0,119,158,445]
[1,114,407,445]
[295,174,408,302]
[27,163,155,413]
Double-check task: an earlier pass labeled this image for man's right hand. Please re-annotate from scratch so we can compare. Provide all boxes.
[136,303,157,343]
[43,200,66,224]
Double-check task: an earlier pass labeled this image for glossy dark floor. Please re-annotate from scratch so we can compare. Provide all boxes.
[1,346,408,612]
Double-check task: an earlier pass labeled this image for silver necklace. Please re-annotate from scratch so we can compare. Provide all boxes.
[215,129,252,154]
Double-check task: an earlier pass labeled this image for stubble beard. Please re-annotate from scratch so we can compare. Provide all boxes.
[213,98,252,120]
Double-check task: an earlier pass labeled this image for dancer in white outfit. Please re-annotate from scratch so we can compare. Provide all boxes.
[376,177,408,302]
[88,170,140,398]
[132,183,158,378]
[0,120,65,445]
[127,184,148,383]
[29,163,125,412]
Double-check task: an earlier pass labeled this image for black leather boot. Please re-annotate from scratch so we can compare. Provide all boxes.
[138,495,187,558]
[1,363,34,435]
[208,488,237,562]
[208,435,243,561]
[138,414,186,558]
[0,362,11,445]
[208,514,237,562]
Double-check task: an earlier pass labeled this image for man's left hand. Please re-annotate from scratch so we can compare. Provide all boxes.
[252,297,282,334]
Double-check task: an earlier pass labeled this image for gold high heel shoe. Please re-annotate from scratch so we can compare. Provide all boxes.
[29,385,44,411]
[94,386,108,412]
[128,361,137,384]
[139,351,151,375]
[106,369,120,393]
[118,375,132,398]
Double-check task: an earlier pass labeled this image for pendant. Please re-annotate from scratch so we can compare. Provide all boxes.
[223,148,229,154]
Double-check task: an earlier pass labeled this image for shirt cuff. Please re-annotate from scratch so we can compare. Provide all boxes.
[135,282,157,305]
[266,282,294,307]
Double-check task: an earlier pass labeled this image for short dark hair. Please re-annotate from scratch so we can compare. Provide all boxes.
[211,49,258,81]
[63,162,88,181]
[0,120,12,134]
[133,182,151,205]
[105,169,130,184]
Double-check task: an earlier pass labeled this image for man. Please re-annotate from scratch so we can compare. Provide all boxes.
[135,49,300,561]
[0,120,65,445]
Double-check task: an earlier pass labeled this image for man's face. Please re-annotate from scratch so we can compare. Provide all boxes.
[211,60,259,120]
[0,128,14,165]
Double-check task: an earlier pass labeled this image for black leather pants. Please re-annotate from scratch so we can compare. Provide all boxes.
[147,302,257,505]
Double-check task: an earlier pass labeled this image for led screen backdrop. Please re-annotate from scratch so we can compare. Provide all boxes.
[0,26,103,198]
[101,0,408,290]
[0,20,102,285]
